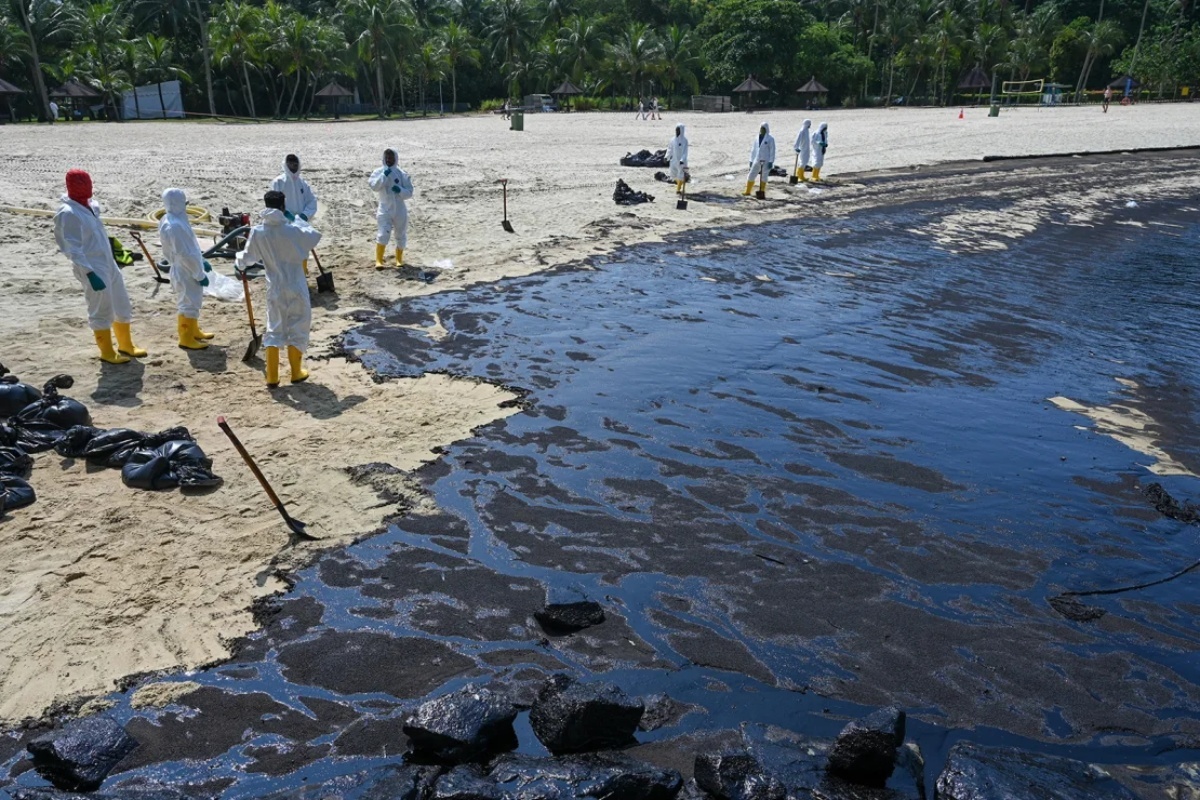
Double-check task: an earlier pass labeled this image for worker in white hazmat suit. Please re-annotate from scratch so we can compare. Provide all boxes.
[270,153,318,275]
[668,124,689,195]
[367,147,413,268]
[238,190,322,387]
[53,169,147,364]
[793,119,812,181]
[743,122,775,197]
[158,187,215,350]
[810,122,828,182]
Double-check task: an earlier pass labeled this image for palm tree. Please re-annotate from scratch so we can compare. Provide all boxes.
[608,22,662,100]
[555,15,602,83]
[140,33,189,118]
[0,16,29,78]
[483,0,533,96]
[8,0,63,120]
[347,0,411,117]
[69,0,133,119]
[210,0,264,117]
[416,39,448,113]
[657,25,700,106]
[272,9,315,118]
[1074,19,1122,101]
[125,0,215,115]
[441,19,479,111]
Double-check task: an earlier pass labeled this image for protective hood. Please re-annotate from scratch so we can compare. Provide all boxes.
[818,122,828,132]
[66,169,92,205]
[261,207,287,226]
[675,124,686,137]
[282,154,301,177]
[759,122,771,138]
[801,119,811,130]
[382,148,399,167]
[162,188,188,219]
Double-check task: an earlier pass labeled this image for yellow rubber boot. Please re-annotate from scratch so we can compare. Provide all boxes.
[759,180,768,197]
[374,243,386,269]
[265,346,280,387]
[194,316,215,340]
[178,315,209,350]
[812,168,821,182]
[395,248,404,267]
[796,168,807,182]
[302,258,309,277]
[287,346,308,383]
[113,321,147,357]
[743,181,754,196]
[93,329,131,364]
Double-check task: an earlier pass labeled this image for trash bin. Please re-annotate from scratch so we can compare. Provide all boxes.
[988,104,1000,117]
[510,111,524,132]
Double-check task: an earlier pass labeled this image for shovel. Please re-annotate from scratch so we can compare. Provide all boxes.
[789,153,800,185]
[676,175,688,211]
[239,270,262,362]
[128,231,171,285]
[217,416,318,542]
[312,249,334,294]
[498,179,515,233]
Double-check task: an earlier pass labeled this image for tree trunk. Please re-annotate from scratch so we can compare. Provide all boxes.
[131,84,141,120]
[192,0,217,116]
[16,0,51,122]
[242,61,257,117]
[399,72,407,116]
[1074,50,1093,102]
[158,82,168,119]
[374,36,386,117]
[451,68,457,112]
[285,71,302,118]
[1129,0,1150,75]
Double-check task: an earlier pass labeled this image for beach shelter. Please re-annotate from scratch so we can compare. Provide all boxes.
[733,76,769,111]
[1109,75,1140,98]
[315,81,353,117]
[550,79,582,111]
[796,77,828,94]
[958,66,991,90]
[51,79,103,119]
[0,77,23,123]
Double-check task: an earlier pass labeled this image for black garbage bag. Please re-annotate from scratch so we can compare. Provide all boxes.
[83,428,148,467]
[614,179,654,206]
[122,437,220,490]
[0,364,42,419]
[11,420,66,453]
[769,165,789,177]
[0,474,36,513]
[620,149,669,168]
[0,446,32,478]
[55,426,102,459]
[14,375,89,429]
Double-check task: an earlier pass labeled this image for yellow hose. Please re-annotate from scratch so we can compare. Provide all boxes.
[0,204,221,238]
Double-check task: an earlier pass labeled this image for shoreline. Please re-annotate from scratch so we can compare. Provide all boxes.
[2,108,1200,729]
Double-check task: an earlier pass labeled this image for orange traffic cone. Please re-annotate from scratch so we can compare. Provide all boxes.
[958,108,964,120]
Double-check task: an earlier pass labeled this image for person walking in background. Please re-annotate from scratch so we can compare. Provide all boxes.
[810,122,828,182]
[49,101,58,123]
[1103,86,1112,113]
[743,122,775,198]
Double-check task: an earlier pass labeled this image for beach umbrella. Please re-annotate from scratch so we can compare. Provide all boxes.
[1108,75,1141,89]
[0,77,23,124]
[315,81,353,117]
[733,76,769,111]
[796,77,828,94]
[50,79,101,100]
[957,66,991,90]
[551,79,582,111]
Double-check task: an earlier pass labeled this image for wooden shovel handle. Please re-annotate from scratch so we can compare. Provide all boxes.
[128,231,166,280]
[217,416,285,510]
[240,270,258,337]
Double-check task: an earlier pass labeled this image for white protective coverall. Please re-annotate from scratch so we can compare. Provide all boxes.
[54,195,132,331]
[270,156,318,221]
[746,122,776,187]
[368,148,414,247]
[811,122,828,169]
[240,209,322,352]
[793,119,812,176]
[159,188,207,318]
[668,125,689,187]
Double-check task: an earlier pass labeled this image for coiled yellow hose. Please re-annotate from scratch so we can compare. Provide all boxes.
[146,205,213,224]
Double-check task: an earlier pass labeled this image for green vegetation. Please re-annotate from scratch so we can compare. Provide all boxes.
[2,0,1198,121]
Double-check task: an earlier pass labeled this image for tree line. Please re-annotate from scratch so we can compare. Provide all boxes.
[3,0,1199,122]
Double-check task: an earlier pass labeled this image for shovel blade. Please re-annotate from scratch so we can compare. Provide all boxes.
[284,513,320,541]
[502,220,515,233]
[789,176,799,185]
[316,272,335,293]
[676,200,688,211]
[242,335,261,363]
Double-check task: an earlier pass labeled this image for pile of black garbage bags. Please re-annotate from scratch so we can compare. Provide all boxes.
[620,149,670,168]
[614,179,654,206]
[0,363,220,518]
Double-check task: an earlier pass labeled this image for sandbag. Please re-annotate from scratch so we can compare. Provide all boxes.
[0,446,32,478]
[620,149,670,168]
[614,179,654,206]
[121,437,220,490]
[0,475,36,513]
[54,426,102,459]
[0,380,42,419]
